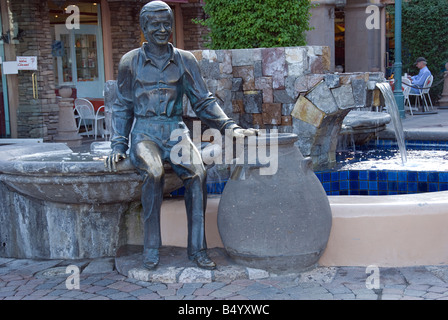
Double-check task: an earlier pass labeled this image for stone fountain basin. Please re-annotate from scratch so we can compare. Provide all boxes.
[0,143,182,204]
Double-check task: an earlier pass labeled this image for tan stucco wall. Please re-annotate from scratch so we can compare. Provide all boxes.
[154,191,448,268]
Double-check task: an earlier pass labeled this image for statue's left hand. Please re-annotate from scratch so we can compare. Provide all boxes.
[104,149,127,172]
[232,127,259,139]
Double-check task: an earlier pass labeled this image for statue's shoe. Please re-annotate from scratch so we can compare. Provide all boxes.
[143,248,159,270]
[191,251,216,270]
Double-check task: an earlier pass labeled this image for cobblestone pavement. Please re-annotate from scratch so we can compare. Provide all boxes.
[2,255,448,301]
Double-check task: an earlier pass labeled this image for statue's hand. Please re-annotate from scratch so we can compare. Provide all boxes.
[232,127,259,139]
[104,149,127,172]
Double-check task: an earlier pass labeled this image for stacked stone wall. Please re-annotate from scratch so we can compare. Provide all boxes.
[189,46,385,169]
[189,46,332,131]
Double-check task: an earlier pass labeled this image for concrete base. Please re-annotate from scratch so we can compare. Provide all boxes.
[320,191,448,267]
[154,192,448,268]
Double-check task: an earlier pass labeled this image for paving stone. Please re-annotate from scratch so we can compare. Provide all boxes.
[403,289,427,297]
[399,267,445,285]
[82,258,115,274]
[428,285,448,293]
[423,292,448,299]
[209,289,234,298]
[157,288,177,297]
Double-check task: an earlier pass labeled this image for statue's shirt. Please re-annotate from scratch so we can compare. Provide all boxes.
[111,43,237,153]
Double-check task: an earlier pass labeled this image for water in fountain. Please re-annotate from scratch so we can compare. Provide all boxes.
[375,82,408,164]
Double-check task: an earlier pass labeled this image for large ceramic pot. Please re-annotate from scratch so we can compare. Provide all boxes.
[217,133,332,273]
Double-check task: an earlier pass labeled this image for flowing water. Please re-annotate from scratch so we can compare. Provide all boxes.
[376,82,408,164]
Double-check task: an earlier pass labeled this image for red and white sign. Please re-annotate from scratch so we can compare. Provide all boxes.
[17,56,38,70]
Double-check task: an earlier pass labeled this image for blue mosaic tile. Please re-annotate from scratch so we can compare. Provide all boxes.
[418,172,427,181]
[339,171,348,180]
[322,172,331,182]
[360,181,368,190]
[407,171,418,182]
[369,181,378,190]
[359,171,368,180]
[418,182,428,192]
[428,172,439,183]
[378,171,388,181]
[408,182,418,193]
[439,173,448,183]
[349,170,359,180]
[387,171,398,181]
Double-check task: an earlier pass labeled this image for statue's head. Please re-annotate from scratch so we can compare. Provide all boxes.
[140,1,173,46]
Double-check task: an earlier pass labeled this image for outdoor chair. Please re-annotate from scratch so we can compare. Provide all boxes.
[403,75,434,112]
[74,98,105,139]
[96,105,112,140]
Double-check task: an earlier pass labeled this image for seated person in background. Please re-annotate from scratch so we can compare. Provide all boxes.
[410,57,432,94]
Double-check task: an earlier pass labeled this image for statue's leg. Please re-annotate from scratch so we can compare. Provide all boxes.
[168,139,216,270]
[130,140,165,269]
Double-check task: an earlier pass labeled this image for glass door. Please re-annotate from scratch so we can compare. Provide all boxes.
[55,23,105,99]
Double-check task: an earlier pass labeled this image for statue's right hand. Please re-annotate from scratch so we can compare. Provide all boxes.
[104,150,127,172]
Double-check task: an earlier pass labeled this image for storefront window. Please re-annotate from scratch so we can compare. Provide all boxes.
[50,1,104,98]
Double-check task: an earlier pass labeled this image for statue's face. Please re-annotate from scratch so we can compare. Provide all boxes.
[141,10,173,46]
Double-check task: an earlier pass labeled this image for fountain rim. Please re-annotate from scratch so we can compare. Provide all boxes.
[243,132,299,146]
[0,142,137,176]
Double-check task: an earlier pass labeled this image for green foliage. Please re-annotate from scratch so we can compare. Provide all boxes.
[193,0,314,50]
[400,0,448,101]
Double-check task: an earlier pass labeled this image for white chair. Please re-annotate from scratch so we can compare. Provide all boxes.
[405,75,433,112]
[422,75,434,111]
[74,98,105,139]
[96,105,112,140]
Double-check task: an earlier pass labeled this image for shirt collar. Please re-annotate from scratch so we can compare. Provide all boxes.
[141,42,176,66]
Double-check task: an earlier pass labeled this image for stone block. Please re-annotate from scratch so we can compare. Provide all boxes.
[254,60,263,78]
[202,49,218,62]
[262,47,286,89]
[294,75,309,94]
[351,79,367,107]
[178,267,212,283]
[232,78,243,91]
[305,81,338,114]
[231,48,261,66]
[232,100,243,113]
[273,89,295,104]
[291,95,325,128]
[233,65,255,90]
[219,51,233,74]
[310,56,325,74]
[262,103,282,125]
[281,115,292,126]
[255,77,273,103]
[331,84,355,109]
[252,113,264,127]
[243,90,263,113]
[191,50,202,62]
[324,74,340,89]
[199,59,221,79]
[282,103,295,116]
[322,46,331,72]
[285,47,307,76]
[239,113,254,129]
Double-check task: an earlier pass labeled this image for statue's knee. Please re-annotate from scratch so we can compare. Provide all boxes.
[142,165,164,183]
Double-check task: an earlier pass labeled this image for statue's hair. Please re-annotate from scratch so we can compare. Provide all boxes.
[140,1,173,28]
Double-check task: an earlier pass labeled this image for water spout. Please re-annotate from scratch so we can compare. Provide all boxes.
[376,82,407,164]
